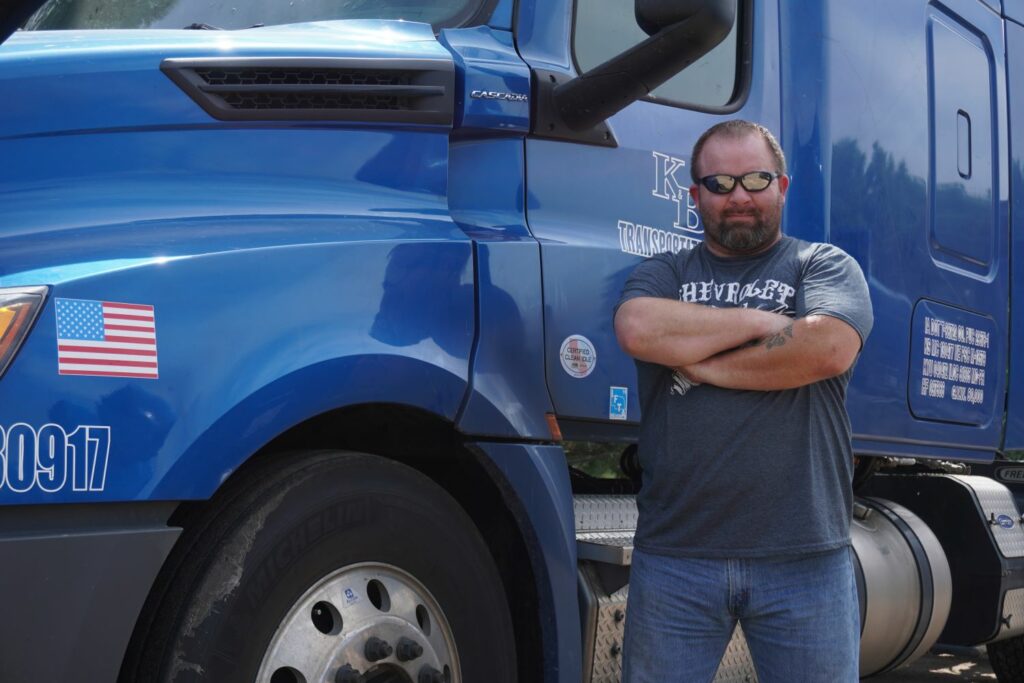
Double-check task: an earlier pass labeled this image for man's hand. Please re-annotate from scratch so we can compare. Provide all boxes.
[614,297,793,367]
[678,314,861,390]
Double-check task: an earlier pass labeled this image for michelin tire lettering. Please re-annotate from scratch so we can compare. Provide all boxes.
[0,423,110,493]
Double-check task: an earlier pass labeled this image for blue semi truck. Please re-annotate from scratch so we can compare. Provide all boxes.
[1,0,1024,680]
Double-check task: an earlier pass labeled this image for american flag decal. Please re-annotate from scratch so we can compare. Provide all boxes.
[55,298,159,379]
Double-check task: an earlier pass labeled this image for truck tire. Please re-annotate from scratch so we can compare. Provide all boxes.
[122,451,517,683]
[988,636,1024,682]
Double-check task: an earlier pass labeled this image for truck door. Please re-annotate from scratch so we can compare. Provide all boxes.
[823,0,1010,460]
[516,0,780,437]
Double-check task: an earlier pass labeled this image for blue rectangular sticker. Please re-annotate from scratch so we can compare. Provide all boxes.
[609,386,628,421]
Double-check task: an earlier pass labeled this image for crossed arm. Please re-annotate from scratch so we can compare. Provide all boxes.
[614,297,862,391]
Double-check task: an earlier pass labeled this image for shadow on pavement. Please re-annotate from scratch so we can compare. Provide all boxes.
[869,649,996,682]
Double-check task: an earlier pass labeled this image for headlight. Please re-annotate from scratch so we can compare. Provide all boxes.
[0,286,48,379]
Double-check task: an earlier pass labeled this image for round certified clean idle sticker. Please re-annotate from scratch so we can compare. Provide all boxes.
[560,335,596,378]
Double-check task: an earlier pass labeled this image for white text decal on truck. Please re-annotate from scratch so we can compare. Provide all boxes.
[0,424,111,493]
[616,151,703,257]
[651,151,698,231]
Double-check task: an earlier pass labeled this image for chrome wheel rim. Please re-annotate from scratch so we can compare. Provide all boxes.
[256,562,459,683]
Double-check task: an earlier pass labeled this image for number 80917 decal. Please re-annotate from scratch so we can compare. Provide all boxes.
[0,424,110,493]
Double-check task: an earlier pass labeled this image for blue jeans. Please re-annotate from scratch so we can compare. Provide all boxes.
[622,546,860,683]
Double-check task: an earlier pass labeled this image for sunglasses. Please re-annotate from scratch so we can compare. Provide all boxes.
[699,171,780,195]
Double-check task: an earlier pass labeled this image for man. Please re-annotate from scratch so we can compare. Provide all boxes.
[614,120,873,682]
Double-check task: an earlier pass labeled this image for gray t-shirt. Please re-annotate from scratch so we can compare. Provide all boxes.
[616,236,873,558]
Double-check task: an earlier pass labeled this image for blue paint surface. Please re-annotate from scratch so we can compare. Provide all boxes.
[519,0,780,425]
[1003,18,1024,449]
[1,3,1024,678]
[0,21,480,501]
[822,0,1008,457]
[474,442,580,683]
[0,0,1015,493]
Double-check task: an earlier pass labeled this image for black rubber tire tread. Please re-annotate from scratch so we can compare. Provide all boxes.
[122,450,517,683]
[989,636,1024,683]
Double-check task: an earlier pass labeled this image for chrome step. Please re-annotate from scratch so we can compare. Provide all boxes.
[577,531,634,565]
[575,495,638,566]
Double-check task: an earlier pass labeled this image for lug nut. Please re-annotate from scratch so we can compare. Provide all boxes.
[419,665,445,683]
[397,637,424,661]
[364,636,393,662]
[335,664,363,683]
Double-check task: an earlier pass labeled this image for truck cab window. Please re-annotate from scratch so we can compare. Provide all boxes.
[25,0,491,31]
[573,0,741,109]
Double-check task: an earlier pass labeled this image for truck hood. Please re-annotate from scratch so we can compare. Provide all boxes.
[0,19,454,279]
[0,20,450,139]
[0,1,46,45]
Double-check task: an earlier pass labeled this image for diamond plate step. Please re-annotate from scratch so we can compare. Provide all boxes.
[575,495,638,566]
[714,627,759,683]
[579,562,629,683]
[578,531,635,565]
[575,495,760,682]
[575,494,640,533]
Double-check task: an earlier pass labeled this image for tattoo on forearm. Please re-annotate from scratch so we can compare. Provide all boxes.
[758,324,794,349]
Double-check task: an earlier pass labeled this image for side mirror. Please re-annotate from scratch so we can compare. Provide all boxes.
[635,0,718,36]
[531,0,736,142]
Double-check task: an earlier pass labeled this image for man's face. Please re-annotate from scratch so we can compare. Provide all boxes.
[688,133,789,257]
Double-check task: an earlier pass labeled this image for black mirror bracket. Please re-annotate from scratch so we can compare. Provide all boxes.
[528,0,735,147]
[530,69,619,148]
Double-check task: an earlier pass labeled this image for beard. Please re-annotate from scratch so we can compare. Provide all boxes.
[700,200,783,254]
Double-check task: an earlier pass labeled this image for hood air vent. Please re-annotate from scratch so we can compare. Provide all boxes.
[162,58,453,125]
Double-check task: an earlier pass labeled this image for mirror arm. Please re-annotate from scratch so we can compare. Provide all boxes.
[551,0,735,133]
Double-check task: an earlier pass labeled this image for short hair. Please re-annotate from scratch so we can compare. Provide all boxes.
[690,120,787,183]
